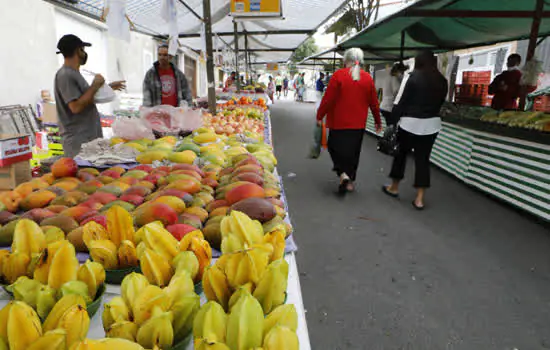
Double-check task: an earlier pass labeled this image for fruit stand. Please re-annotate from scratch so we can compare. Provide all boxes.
[0,100,311,349]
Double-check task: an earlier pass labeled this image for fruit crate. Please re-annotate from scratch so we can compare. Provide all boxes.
[533,95,550,112]
[454,84,489,106]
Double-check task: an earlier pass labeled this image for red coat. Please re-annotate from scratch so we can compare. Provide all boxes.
[489,69,522,110]
[316,68,381,129]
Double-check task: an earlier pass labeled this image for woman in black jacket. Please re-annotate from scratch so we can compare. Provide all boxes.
[382,51,448,210]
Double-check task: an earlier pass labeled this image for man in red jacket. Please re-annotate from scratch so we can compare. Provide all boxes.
[317,48,382,194]
[489,54,522,110]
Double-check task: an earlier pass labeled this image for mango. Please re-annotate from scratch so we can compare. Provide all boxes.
[51,191,89,207]
[231,172,264,187]
[97,185,124,197]
[225,183,265,205]
[133,203,178,227]
[152,196,186,214]
[100,200,136,213]
[123,170,149,179]
[51,157,78,178]
[230,198,276,223]
[168,151,197,164]
[136,150,169,164]
[193,133,218,144]
[20,208,56,224]
[40,215,79,234]
[183,207,208,222]
[89,192,117,205]
[176,142,201,154]
[20,190,57,211]
[166,179,201,194]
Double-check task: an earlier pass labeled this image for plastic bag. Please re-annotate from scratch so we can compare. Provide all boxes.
[140,105,203,133]
[308,121,327,159]
[112,117,154,140]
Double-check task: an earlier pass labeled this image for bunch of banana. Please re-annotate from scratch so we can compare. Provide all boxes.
[103,271,200,347]
[0,295,91,350]
[7,256,105,320]
[84,206,138,270]
[193,291,299,350]
[0,219,47,284]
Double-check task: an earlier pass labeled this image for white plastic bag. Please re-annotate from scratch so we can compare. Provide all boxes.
[140,105,203,133]
[112,117,154,140]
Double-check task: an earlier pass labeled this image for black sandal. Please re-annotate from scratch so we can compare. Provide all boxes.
[382,186,399,198]
[412,200,425,210]
[338,178,350,194]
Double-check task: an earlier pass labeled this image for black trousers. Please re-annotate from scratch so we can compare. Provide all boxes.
[389,128,438,188]
[328,129,364,181]
[381,109,396,126]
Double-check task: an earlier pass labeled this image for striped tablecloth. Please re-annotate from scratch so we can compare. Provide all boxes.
[366,121,550,222]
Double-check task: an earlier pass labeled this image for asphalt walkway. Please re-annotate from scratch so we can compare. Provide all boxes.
[270,100,550,350]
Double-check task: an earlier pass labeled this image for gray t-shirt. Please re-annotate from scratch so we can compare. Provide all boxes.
[54,66,103,158]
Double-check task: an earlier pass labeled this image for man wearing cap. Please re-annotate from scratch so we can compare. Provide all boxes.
[142,44,193,107]
[54,34,125,158]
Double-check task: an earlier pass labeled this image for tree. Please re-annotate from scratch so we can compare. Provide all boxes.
[326,0,381,37]
[291,38,319,63]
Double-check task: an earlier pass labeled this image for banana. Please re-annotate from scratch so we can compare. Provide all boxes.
[172,292,200,343]
[253,259,288,314]
[27,329,67,350]
[9,276,42,308]
[60,280,92,304]
[225,248,269,290]
[202,265,232,311]
[36,285,57,320]
[43,294,86,332]
[132,285,170,326]
[89,239,118,270]
[172,251,200,282]
[135,308,174,349]
[226,291,264,350]
[140,221,179,261]
[77,260,106,300]
[11,219,46,257]
[57,304,90,348]
[102,296,131,331]
[118,240,138,268]
[139,247,173,287]
[106,321,138,342]
[263,304,298,337]
[47,240,79,289]
[3,252,31,284]
[193,301,227,343]
[120,273,149,310]
[263,325,298,350]
[262,230,286,262]
[164,271,194,307]
[82,221,109,248]
[106,205,135,247]
[7,301,43,350]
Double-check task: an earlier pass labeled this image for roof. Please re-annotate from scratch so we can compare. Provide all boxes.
[44,0,349,62]
[339,0,550,60]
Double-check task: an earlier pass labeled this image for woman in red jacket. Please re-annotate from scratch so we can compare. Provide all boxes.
[316,48,382,194]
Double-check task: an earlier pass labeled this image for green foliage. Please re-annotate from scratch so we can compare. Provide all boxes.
[291,38,319,63]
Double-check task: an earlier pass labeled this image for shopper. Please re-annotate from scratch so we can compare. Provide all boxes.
[225,71,236,88]
[489,54,522,110]
[283,76,289,97]
[297,73,306,102]
[275,74,284,99]
[143,44,192,107]
[316,72,326,93]
[382,51,448,210]
[316,48,382,194]
[267,76,276,104]
[380,62,408,126]
[54,34,125,158]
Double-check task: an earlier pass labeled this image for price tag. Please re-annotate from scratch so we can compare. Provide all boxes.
[234,0,245,12]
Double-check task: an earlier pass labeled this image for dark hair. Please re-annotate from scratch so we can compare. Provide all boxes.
[158,44,169,51]
[507,53,522,66]
[391,62,408,75]
[320,72,325,77]
[61,48,79,59]
[415,50,437,71]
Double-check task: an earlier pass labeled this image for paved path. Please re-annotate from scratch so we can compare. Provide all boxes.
[270,100,550,350]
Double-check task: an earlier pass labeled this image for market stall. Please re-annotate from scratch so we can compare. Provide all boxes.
[345,0,550,222]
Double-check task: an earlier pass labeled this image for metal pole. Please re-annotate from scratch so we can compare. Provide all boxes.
[244,32,249,85]
[400,30,405,61]
[234,21,241,92]
[203,0,216,115]
[520,0,544,110]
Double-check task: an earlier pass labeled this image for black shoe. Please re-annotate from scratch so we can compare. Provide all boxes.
[412,200,425,210]
[382,186,399,198]
[338,177,350,195]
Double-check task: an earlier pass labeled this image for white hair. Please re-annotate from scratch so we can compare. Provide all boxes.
[343,48,364,81]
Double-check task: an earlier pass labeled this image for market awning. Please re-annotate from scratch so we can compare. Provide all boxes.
[297,50,343,65]
[339,0,550,60]
[43,0,349,62]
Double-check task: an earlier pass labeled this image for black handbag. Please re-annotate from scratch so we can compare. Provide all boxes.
[377,125,400,156]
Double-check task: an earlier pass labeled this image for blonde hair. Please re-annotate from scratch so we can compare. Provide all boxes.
[343,48,364,81]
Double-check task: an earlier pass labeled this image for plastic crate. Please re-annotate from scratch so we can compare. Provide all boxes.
[533,95,550,112]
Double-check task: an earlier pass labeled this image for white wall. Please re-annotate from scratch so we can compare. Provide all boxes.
[0,0,59,106]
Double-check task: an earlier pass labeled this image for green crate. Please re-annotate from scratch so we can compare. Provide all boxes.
[48,143,64,151]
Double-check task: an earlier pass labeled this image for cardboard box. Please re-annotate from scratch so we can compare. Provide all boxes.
[0,134,32,167]
[41,102,58,124]
[0,161,31,190]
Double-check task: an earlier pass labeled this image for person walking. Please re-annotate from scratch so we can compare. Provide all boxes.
[382,51,448,210]
[275,74,284,99]
[380,62,408,126]
[316,48,382,194]
[283,76,289,97]
[143,44,192,107]
[267,76,275,104]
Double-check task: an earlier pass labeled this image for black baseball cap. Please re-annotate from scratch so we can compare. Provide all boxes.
[56,34,91,55]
